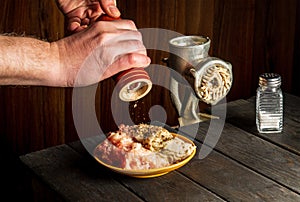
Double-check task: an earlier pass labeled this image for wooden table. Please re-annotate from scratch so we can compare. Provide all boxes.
[19,93,300,202]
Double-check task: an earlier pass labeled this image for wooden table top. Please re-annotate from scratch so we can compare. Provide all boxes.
[19,93,300,202]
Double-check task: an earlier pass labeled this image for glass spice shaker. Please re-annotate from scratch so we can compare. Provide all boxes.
[256,73,283,133]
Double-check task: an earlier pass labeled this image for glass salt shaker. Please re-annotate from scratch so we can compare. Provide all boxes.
[256,73,283,133]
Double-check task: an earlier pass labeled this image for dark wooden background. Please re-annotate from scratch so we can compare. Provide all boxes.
[0,0,299,155]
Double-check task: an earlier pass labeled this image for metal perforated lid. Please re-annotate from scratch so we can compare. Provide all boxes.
[259,73,281,87]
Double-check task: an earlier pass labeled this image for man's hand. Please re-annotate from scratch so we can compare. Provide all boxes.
[52,19,151,87]
[0,1,150,87]
[55,0,121,33]
[0,19,150,87]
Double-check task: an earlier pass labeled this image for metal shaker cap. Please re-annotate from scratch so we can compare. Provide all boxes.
[259,73,281,87]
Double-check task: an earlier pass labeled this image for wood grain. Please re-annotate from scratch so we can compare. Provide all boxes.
[1,0,300,154]
[212,94,300,155]
[182,97,300,193]
[213,0,256,100]
[0,0,65,155]
[68,137,225,202]
[180,151,300,201]
[20,144,144,202]
[21,94,300,201]
[253,0,297,95]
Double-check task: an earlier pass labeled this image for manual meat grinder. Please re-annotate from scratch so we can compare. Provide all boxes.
[167,36,233,126]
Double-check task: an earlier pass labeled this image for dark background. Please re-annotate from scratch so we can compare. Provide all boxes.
[1,0,299,155]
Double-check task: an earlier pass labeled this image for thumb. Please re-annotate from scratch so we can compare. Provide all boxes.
[100,0,121,18]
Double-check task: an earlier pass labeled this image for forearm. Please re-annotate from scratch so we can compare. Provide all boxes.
[0,35,62,86]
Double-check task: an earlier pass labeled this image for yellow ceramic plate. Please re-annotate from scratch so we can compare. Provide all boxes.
[93,133,196,178]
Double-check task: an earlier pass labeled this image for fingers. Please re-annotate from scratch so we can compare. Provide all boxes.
[92,21,149,80]
[99,0,121,18]
[108,39,147,63]
[69,17,135,33]
[102,53,151,80]
[116,53,151,70]
[90,29,147,69]
[94,19,137,32]
[68,17,87,32]
[96,29,143,48]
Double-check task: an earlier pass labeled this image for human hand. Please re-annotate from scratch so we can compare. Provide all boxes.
[51,19,151,87]
[55,0,121,33]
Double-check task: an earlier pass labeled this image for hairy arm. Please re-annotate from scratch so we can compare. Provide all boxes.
[0,19,150,87]
[0,35,62,86]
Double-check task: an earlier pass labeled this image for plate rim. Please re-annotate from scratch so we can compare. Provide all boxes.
[93,133,196,177]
